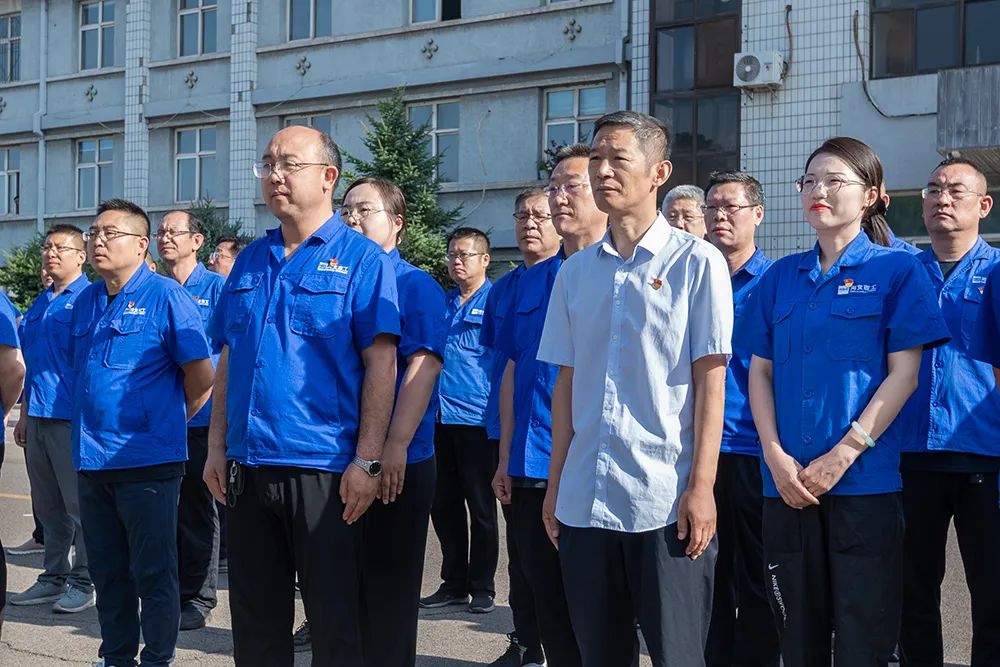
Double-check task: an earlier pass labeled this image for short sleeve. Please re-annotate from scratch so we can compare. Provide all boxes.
[687,250,734,362]
[399,271,446,360]
[204,274,226,354]
[970,263,1000,367]
[885,256,950,353]
[351,250,402,351]
[164,287,212,366]
[495,282,520,362]
[0,294,20,349]
[479,279,503,350]
[537,268,573,368]
[745,263,780,361]
[207,282,230,345]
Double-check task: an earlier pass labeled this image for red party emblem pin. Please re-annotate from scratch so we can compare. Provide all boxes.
[330,258,338,266]
[127,301,135,308]
[650,278,663,290]
[843,278,854,287]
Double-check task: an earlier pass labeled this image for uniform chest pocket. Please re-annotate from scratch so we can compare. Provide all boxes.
[513,289,545,351]
[105,316,149,370]
[771,301,795,364]
[827,296,883,361]
[290,273,349,339]
[226,272,262,333]
[70,322,90,371]
[961,284,984,345]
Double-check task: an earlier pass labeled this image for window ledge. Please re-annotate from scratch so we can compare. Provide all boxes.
[48,67,125,84]
[148,52,231,70]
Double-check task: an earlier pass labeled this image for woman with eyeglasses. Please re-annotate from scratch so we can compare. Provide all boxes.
[744,137,950,666]
[340,176,446,667]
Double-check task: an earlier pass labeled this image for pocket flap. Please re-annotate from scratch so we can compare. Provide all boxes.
[298,272,349,294]
[774,300,795,322]
[964,285,985,303]
[110,315,147,334]
[830,296,882,319]
[515,286,545,314]
[231,272,262,293]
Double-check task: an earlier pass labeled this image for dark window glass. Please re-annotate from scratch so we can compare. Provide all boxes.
[915,5,958,71]
[696,93,739,153]
[180,12,198,56]
[696,18,738,87]
[654,98,694,154]
[695,152,737,187]
[289,0,310,40]
[667,156,694,190]
[656,27,695,91]
[101,26,114,66]
[81,29,99,70]
[966,0,1000,66]
[655,0,694,21]
[872,10,914,77]
[315,0,332,37]
[697,0,740,17]
[203,8,217,53]
[442,0,461,21]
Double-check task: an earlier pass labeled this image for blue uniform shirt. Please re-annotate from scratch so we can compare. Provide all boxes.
[971,261,1000,369]
[887,230,921,255]
[721,248,773,456]
[69,267,212,471]
[480,264,525,440]
[745,232,950,497]
[438,280,494,426]
[0,293,19,448]
[901,239,1000,458]
[389,248,446,464]
[208,217,401,472]
[497,252,563,479]
[180,263,224,428]
[20,274,90,420]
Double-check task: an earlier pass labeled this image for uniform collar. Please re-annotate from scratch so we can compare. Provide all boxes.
[118,262,155,295]
[51,273,90,297]
[799,231,875,272]
[735,247,768,278]
[182,262,210,288]
[919,236,993,279]
[599,212,671,261]
[448,279,491,306]
[267,213,346,261]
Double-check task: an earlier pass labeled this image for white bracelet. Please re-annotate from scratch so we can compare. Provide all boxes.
[851,421,876,449]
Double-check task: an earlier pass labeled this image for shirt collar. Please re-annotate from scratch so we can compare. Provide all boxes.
[182,262,209,288]
[599,212,671,261]
[56,273,90,296]
[920,236,993,273]
[798,231,875,272]
[119,262,154,295]
[735,247,768,277]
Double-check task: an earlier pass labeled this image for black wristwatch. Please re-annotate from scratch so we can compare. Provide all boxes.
[352,455,383,477]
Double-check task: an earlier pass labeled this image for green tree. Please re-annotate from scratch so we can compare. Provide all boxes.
[0,234,44,312]
[343,88,460,285]
[187,199,256,266]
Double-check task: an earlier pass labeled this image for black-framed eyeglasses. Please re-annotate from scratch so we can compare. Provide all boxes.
[795,176,867,194]
[83,228,145,243]
[447,251,484,262]
[512,211,553,224]
[700,203,760,217]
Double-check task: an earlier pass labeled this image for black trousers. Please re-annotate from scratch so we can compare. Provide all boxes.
[228,465,362,667]
[361,456,436,667]
[501,499,540,650]
[509,487,581,667]
[559,522,716,667]
[177,427,219,612]
[706,454,780,667]
[430,424,499,596]
[1,443,6,636]
[762,494,903,667]
[900,470,1000,667]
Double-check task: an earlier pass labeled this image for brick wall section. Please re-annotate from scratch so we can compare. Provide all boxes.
[124,0,151,207]
[229,0,258,233]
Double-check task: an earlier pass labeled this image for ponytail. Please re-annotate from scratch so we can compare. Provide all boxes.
[862,196,891,247]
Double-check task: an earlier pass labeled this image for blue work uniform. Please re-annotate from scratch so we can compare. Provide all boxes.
[438,280,494,426]
[497,252,563,480]
[721,248,773,456]
[970,260,1000,370]
[0,292,19,440]
[179,263,224,428]
[208,217,401,472]
[389,248,446,464]
[887,230,921,255]
[69,267,211,472]
[480,264,525,441]
[20,274,90,419]
[745,231,950,497]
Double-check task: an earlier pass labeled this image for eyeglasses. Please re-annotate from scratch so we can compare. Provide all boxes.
[666,212,704,223]
[512,211,553,224]
[544,182,590,197]
[340,206,386,221]
[209,251,235,263]
[795,176,868,194]
[155,229,197,241]
[41,243,84,255]
[83,228,145,243]
[921,186,987,201]
[251,160,330,178]
[447,251,485,262]
[700,203,759,217]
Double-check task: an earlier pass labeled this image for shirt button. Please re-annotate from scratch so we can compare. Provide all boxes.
[804,345,813,353]
[808,302,817,310]
[266,316,274,323]
[251,409,260,416]
[256,360,265,368]
[846,306,856,315]
[803,435,812,444]
[804,390,814,398]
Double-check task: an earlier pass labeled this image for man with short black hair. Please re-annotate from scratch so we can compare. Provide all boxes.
[72,198,215,667]
[207,237,246,278]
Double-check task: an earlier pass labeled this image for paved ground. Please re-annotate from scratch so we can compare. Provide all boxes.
[0,408,974,665]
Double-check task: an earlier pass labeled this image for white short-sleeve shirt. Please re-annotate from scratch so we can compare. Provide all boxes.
[537,213,733,532]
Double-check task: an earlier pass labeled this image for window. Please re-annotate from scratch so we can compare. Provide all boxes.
[887,190,1000,241]
[871,0,1000,78]
[285,114,333,136]
[544,86,607,150]
[409,102,460,182]
[289,0,332,40]
[80,0,115,70]
[411,0,461,23]
[0,14,20,83]
[175,127,216,203]
[651,0,740,189]
[179,0,217,57]
[77,139,114,210]
[0,148,19,215]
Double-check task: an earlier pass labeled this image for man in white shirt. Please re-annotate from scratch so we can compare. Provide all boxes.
[537,110,733,667]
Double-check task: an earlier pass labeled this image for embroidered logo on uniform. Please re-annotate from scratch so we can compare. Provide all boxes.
[123,301,146,316]
[64,302,73,310]
[649,278,663,290]
[973,275,987,284]
[837,278,878,296]
[470,308,485,316]
[317,258,349,274]
[197,298,210,307]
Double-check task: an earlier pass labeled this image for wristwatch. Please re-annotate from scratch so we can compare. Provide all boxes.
[352,455,383,477]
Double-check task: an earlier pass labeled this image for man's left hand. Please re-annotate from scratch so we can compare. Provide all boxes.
[340,463,379,524]
[676,484,716,560]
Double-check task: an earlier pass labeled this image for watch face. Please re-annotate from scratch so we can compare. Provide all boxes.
[369,461,383,476]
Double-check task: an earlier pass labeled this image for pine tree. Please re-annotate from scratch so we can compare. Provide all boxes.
[343,88,460,285]
[0,234,44,312]
[187,199,257,266]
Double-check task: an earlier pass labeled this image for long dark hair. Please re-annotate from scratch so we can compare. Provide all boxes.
[804,137,889,247]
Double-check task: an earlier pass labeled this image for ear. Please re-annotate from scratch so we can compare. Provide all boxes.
[753,205,764,228]
[192,233,205,251]
[652,160,673,190]
[862,186,879,210]
[482,252,491,269]
[324,165,340,194]
[981,194,994,219]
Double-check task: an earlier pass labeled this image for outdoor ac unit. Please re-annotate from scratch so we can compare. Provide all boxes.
[733,52,785,90]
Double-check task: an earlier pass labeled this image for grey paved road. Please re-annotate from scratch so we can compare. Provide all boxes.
[0,410,973,665]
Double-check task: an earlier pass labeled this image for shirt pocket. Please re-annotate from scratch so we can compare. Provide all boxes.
[772,301,795,364]
[827,296,883,362]
[513,289,545,352]
[105,316,149,370]
[290,272,349,339]
[70,321,90,371]
[961,284,984,346]
[226,272,262,333]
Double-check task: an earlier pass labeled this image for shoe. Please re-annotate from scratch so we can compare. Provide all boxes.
[469,593,495,613]
[179,604,210,631]
[218,558,228,574]
[419,587,470,608]
[293,620,311,653]
[520,645,545,667]
[6,537,45,555]
[9,581,67,606]
[91,660,105,667]
[490,634,522,666]
[53,587,96,613]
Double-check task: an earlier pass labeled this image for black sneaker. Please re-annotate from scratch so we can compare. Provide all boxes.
[520,645,546,667]
[293,621,311,653]
[179,604,210,631]
[489,633,522,666]
[469,593,495,613]
[419,588,470,608]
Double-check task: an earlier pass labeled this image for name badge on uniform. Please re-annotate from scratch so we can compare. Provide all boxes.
[837,278,877,296]
[317,257,350,275]
[64,302,74,310]
[470,308,485,316]
[124,300,146,316]
[973,275,987,284]
[194,296,210,307]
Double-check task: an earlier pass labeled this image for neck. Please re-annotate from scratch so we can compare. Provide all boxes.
[722,244,757,276]
[930,231,978,262]
[279,209,332,256]
[457,276,485,301]
[608,204,658,260]
[817,224,861,272]
[523,247,558,268]
[563,223,606,257]
[51,271,82,296]
[165,255,199,286]
[102,262,144,297]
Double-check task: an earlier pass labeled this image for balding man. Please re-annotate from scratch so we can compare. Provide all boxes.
[203,126,400,666]
[70,198,214,667]
[662,185,707,239]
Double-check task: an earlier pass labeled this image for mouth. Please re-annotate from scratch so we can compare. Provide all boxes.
[810,204,831,211]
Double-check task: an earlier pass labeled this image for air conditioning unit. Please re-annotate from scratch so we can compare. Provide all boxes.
[733,51,785,90]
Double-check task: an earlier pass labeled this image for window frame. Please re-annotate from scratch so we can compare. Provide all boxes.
[284,114,333,136]
[80,0,115,71]
[287,0,332,41]
[178,0,217,58]
[0,147,19,215]
[410,0,461,24]
[543,85,607,151]
[174,126,217,204]
[408,100,460,183]
[75,138,114,211]
[0,13,21,84]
